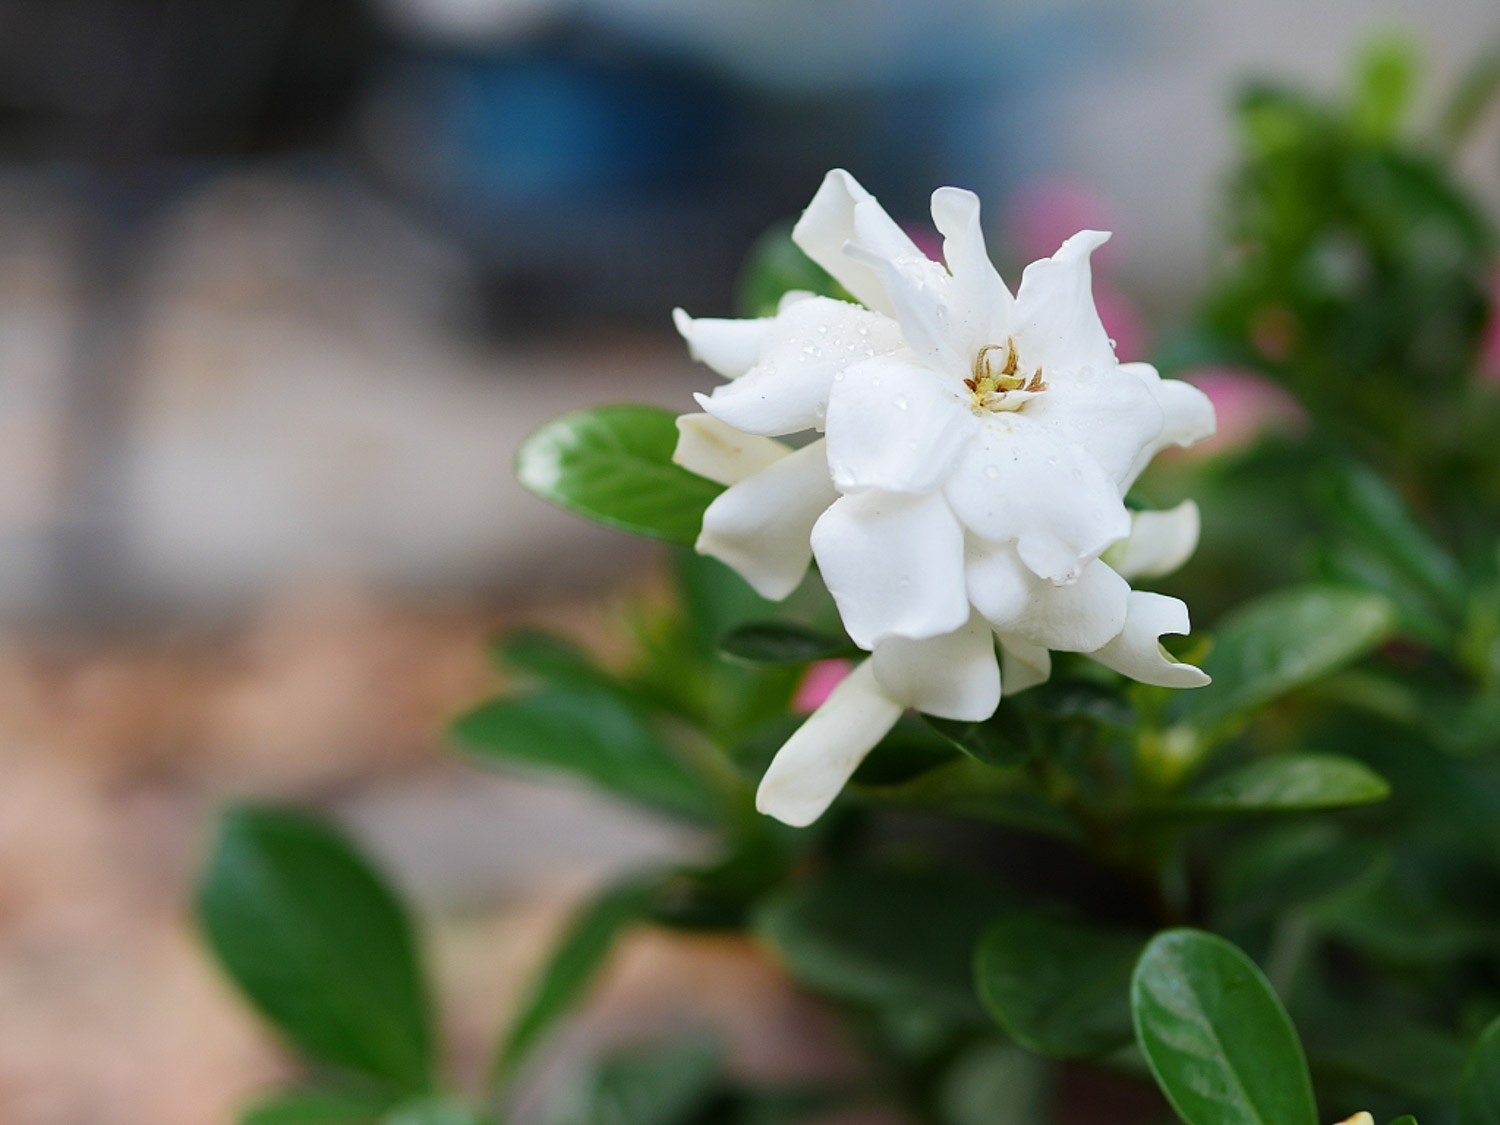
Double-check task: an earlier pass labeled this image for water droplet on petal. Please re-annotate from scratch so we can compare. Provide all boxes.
[893,394,908,410]
[983,464,1000,480]
[833,371,845,382]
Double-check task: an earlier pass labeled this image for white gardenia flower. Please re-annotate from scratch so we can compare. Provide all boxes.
[673,169,1217,827]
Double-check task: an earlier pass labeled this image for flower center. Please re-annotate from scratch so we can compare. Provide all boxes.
[964,337,1046,413]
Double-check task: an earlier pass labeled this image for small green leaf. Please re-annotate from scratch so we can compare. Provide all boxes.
[198,807,432,1093]
[975,915,1142,1057]
[492,631,621,694]
[545,1037,723,1125]
[1171,753,1390,815]
[1462,1015,1500,1125]
[922,705,1033,769]
[736,221,851,318]
[240,1083,395,1125]
[451,689,718,823]
[1348,33,1417,141]
[1132,929,1317,1125]
[515,406,723,544]
[758,867,1010,1019]
[495,876,655,1081]
[718,622,852,665]
[1175,586,1396,731]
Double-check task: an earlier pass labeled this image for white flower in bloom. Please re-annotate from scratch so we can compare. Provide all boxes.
[673,170,1216,827]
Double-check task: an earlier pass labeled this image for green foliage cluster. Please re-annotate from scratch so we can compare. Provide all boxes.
[196,37,1500,1125]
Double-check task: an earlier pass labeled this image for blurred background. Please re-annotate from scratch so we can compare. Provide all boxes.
[0,0,1496,1121]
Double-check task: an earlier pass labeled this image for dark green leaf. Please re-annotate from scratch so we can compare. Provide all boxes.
[1462,1015,1500,1125]
[718,622,852,666]
[758,867,1009,1019]
[1306,1012,1466,1102]
[451,689,718,823]
[198,807,432,1093]
[515,406,723,545]
[1214,823,1387,928]
[1132,929,1317,1125]
[1171,753,1390,815]
[492,631,621,695]
[546,1037,723,1125]
[1389,1117,1420,1125]
[975,915,1142,1057]
[1175,586,1396,730]
[922,705,1033,769]
[240,1083,395,1125]
[495,876,655,1080]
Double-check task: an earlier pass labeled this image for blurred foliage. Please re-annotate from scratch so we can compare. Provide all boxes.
[199,34,1500,1125]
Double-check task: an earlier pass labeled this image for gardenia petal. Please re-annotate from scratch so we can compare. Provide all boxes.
[944,416,1131,582]
[1000,638,1051,694]
[697,440,838,600]
[1025,365,1166,486]
[697,297,903,436]
[811,489,969,648]
[1087,591,1209,687]
[1106,501,1201,580]
[930,186,1013,359]
[966,542,1129,652]
[673,413,790,486]
[824,356,975,494]
[871,611,1000,721]
[792,169,919,318]
[756,657,904,827]
[1118,364,1218,487]
[1013,230,1117,377]
[672,308,771,380]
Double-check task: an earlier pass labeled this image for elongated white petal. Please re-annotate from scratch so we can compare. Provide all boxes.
[824,356,974,494]
[811,490,969,648]
[697,297,903,436]
[1013,230,1116,377]
[1116,365,1217,487]
[674,413,790,486]
[944,416,1131,582]
[697,440,837,600]
[756,658,904,827]
[1000,638,1051,694]
[1026,365,1165,486]
[1107,501,1200,580]
[930,186,1013,358]
[871,612,999,720]
[673,308,770,379]
[845,227,961,374]
[966,541,1128,652]
[791,169,917,317]
[1087,591,1209,688]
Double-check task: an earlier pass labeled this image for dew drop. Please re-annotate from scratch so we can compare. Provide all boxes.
[833,371,846,382]
[817,324,829,334]
[893,393,908,410]
[983,464,1000,480]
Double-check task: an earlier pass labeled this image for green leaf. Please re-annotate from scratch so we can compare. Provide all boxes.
[975,915,1142,1058]
[1462,1015,1500,1125]
[1132,929,1317,1125]
[757,867,1009,1019]
[735,221,851,318]
[718,622,852,666]
[495,876,655,1081]
[545,1037,723,1125]
[937,1038,1053,1125]
[922,705,1033,769]
[241,1083,396,1125]
[383,1099,496,1125]
[1175,586,1396,731]
[198,807,433,1094]
[1170,753,1390,815]
[1389,1117,1420,1125]
[1214,823,1386,928]
[451,689,718,823]
[492,631,621,694]
[515,406,723,545]
[1348,33,1417,141]
[1306,1012,1467,1102]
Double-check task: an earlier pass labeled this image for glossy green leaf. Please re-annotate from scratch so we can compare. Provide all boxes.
[451,689,718,823]
[758,867,1010,1019]
[198,807,432,1094]
[1174,586,1396,730]
[718,622,852,666]
[975,915,1142,1057]
[1461,1015,1500,1125]
[240,1083,395,1125]
[495,876,655,1081]
[1171,754,1390,815]
[545,1037,723,1125]
[515,406,723,545]
[922,705,1033,769]
[1132,929,1317,1125]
